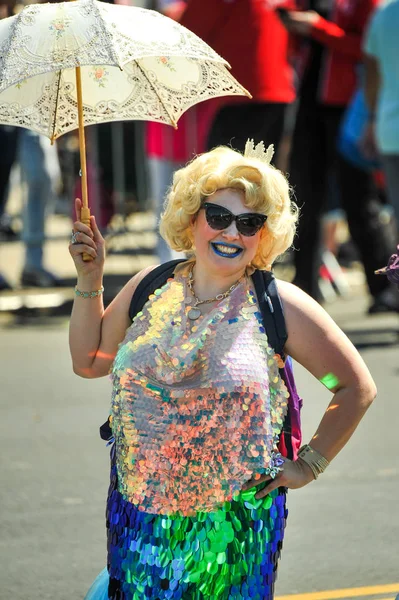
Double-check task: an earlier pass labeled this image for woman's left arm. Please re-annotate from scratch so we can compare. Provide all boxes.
[282,279,377,460]
[244,280,377,498]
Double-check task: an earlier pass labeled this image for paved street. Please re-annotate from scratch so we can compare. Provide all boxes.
[0,214,398,599]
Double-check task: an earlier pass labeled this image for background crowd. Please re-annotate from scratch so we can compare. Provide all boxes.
[0,0,398,314]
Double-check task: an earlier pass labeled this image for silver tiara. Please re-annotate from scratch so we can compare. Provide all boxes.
[244,139,274,164]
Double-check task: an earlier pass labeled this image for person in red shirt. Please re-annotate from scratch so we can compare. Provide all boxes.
[179,0,296,153]
[281,0,398,312]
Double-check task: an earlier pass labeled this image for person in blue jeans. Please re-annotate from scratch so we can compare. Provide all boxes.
[0,127,61,290]
[19,129,61,287]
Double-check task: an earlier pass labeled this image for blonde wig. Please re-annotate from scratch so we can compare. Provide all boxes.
[160,146,298,270]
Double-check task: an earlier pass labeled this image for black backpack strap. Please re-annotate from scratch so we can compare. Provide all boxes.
[263,271,288,359]
[128,259,185,322]
[251,269,287,359]
[252,269,293,458]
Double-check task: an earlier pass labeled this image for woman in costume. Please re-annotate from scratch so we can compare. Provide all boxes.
[69,141,376,600]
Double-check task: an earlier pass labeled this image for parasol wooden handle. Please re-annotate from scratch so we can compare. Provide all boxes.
[75,66,94,262]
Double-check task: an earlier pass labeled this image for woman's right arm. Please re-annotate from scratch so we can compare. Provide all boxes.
[68,198,156,379]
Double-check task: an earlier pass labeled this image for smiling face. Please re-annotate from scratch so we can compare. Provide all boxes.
[191,188,263,277]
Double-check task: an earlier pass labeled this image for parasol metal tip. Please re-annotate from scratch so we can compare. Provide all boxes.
[172,120,178,130]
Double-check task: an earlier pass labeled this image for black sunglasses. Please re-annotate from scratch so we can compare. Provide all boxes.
[202,202,267,237]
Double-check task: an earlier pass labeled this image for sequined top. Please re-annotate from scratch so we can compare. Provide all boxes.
[110,267,289,517]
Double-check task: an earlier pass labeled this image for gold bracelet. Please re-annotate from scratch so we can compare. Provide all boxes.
[297,444,330,480]
[74,285,104,298]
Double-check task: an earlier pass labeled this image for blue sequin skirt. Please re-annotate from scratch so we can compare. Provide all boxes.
[85,445,287,600]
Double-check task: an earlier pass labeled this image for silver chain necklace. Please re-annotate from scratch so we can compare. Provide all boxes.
[186,266,244,321]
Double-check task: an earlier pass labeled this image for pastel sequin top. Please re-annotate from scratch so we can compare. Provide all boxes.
[110,267,289,517]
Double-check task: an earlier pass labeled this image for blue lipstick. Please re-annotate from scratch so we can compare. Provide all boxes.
[211,242,243,258]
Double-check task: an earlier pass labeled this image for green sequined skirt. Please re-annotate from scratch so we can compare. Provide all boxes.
[94,445,288,600]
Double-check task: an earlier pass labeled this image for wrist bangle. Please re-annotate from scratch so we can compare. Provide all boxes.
[74,285,104,298]
[297,444,330,480]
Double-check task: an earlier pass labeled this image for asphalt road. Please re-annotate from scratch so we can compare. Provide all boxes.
[0,303,398,600]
